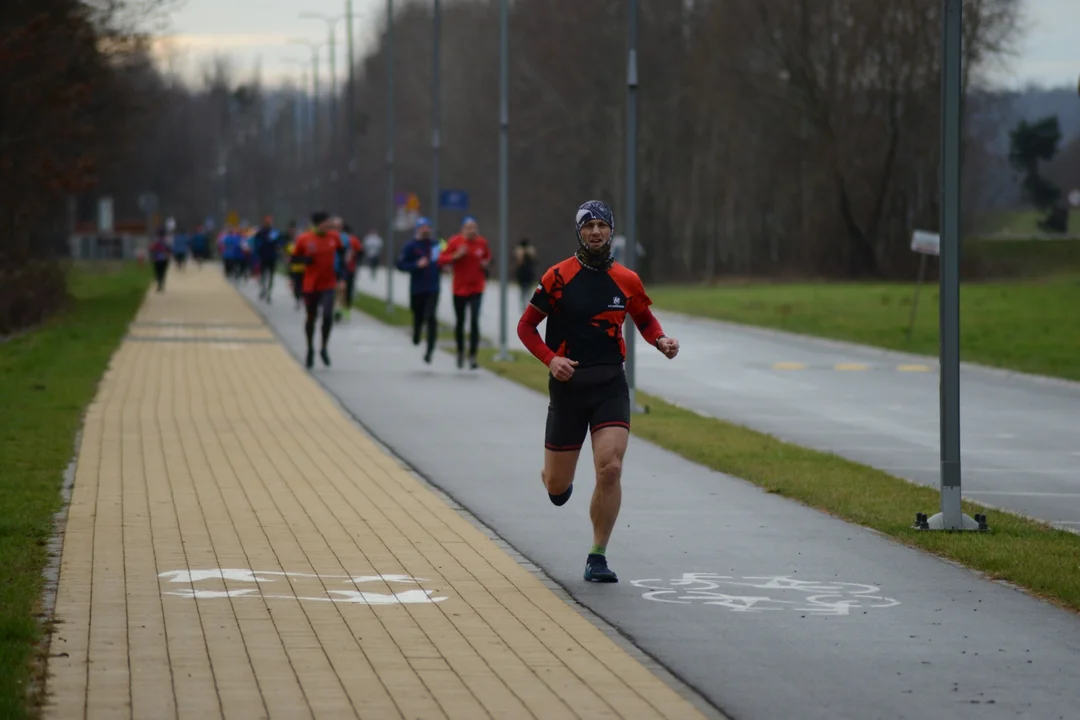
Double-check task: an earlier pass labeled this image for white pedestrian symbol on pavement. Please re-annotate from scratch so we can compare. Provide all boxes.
[159,569,448,605]
[630,573,899,616]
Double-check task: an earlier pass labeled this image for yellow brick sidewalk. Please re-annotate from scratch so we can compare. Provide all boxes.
[45,267,711,720]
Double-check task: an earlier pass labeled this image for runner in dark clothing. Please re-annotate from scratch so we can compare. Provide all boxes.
[338,223,364,322]
[253,216,282,302]
[149,229,172,292]
[396,216,442,364]
[514,237,537,312]
[516,200,680,584]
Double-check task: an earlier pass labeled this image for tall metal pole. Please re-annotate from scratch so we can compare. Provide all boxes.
[921,0,979,532]
[495,0,511,361]
[295,77,305,211]
[385,0,396,312]
[346,0,357,177]
[328,25,338,155]
[311,49,321,171]
[431,0,442,237]
[938,0,964,528]
[624,0,641,412]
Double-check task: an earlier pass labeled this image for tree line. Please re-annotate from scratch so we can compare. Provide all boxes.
[1,0,1026,335]
[0,0,177,333]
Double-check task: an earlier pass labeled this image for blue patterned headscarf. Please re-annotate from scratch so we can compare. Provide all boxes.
[575,200,615,270]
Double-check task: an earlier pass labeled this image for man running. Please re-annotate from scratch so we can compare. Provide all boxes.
[337,223,364,322]
[189,224,209,267]
[438,216,491,369]
[363,228,383,279]
[396,216,442,364]
[172,230,189,270]
[292,211,345,369]
[514,236,537,312]
[516,200,680,583]
[253,215,282,302]
[286,229,306,311]
[149,228,172,292]
[220,225,246,281]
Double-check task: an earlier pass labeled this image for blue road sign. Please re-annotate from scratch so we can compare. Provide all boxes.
[439,190,470,211]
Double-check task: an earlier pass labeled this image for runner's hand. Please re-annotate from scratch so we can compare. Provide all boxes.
[657,336,680,359]
[417,256,430,268]
[548,356,578,381]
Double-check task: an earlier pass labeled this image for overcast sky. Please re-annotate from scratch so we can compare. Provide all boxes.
[156,0,1078,90]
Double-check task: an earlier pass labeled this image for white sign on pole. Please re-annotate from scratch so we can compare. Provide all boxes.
[910,230,940,256]
[98,197,114,234]
[1068,189,1080,208]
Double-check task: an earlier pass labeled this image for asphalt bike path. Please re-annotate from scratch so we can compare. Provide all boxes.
[356,268,1080,532]
[252,276,1080,720]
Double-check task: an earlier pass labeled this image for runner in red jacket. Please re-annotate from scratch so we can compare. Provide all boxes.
[292,211,344,369]
[437,216,491,369]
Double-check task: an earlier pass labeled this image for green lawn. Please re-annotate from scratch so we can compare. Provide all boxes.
[352,289,1080,615]
[0,262,148,718]
[974,209,1080,235]
[648,275,1080,380]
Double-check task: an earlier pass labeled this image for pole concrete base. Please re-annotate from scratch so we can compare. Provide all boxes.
[914,511,987,532]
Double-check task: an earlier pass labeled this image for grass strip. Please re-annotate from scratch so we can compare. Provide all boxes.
[647,276,1080,382]
[0,262,148,718]
[354,289,1080,614]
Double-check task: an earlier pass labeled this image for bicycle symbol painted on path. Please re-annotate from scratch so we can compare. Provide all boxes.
[158,568,448,605]
[630,573,900,616]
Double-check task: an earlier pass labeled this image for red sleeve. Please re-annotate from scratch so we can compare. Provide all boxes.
[622,270,663,346]
[630,306,665,346]
[517,305,555,366]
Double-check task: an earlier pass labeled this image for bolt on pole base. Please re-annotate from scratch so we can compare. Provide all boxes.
[913,512,988,532]
[493,350,515,362]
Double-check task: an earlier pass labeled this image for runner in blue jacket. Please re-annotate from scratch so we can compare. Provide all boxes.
[396,216,442,364]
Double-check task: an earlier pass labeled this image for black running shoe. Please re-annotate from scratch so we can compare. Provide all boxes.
[584,553,618,583]
[305,348,314,369]
[423,349,433,364]
[320,348,331,367]
[457,352,464,369]
[469,355,479,370]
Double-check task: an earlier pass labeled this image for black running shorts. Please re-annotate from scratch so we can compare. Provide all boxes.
[544,366,630,452]
[303,289,335,318]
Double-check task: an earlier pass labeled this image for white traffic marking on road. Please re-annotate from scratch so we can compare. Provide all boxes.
[631,574,899,616]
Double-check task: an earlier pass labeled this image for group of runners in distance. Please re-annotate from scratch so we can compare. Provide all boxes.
[148,199,680,584]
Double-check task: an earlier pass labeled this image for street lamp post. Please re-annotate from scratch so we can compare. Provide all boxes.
[624,0,642,413]
[385,0,396,312]
[346,0,357,176]
[431,0,442,237]
[916,0,982,533]
[299,13,341,154]
[495,0,511,362]
[288,39,323,166]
